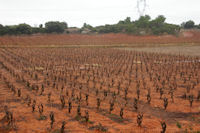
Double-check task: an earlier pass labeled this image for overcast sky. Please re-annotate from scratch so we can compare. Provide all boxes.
[0,0,199,27]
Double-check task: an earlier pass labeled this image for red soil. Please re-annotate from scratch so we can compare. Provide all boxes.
[0,48,200,133]
[0,30,200,46]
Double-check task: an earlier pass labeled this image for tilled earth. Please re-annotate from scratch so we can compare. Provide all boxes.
[0,47,200,133]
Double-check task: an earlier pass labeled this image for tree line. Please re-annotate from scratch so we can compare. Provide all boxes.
[0,15,200,36]
[86,15,200,35]
[0,21,68,35]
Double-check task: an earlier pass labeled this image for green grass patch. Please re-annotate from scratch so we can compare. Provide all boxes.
[176,122,182,129]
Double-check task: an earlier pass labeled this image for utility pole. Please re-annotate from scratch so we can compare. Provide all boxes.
[137,0,147,16]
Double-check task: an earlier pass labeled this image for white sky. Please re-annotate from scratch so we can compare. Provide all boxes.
[0,0,199,27]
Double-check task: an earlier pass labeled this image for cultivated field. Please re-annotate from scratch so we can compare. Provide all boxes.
[0,32,200,133]
[0,30,200,47]
[122,45,200,56]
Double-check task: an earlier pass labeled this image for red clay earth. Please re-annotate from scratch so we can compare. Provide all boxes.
[0,48,200,133]
[0,30,200,46]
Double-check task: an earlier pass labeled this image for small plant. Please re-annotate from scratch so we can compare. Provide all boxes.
[188,95,194,107]
[68,100,72,114]
[61,85,64,93]
[160,89,163,99]
[60,121,66,133]
[50,112,55,129]
[18,88,21,97]
[109,100,114,114]
[27,97,31,107]
[3,106,14,127]
[120,108,124,119]
[137,89,140,100]
[60,95,65,109]
[188,124,193,131]
[32,100,36,113]
[197,91,200,101]
[137,113,143,127]
[161,121,167,133]
[176,122,182,129]
[37,115,47,121]
[79,92,82,101]
[7,112,13,127]
[85,110,89,122]
[71,89,75,98]
[181,92,187,99]
[40,84,44,95]
[11,86,16,95]
[133,98,138,111]
[38,103,43,115]
[168,89,174,102]
[112,91,116,100]
[27,81,30,88]
[77,104,81,116]
[146,89,151,104]
[48,92,51,102]
[117,85,120,95]
[97,98,101,110]
[104,90,107,99]
[85,94,89,106]
[163,98,168,110]
[124,88,128,100]
[4,105,9,120]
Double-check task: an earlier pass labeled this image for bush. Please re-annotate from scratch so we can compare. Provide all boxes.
[45,21,67,33]
[16,24,32,34]
[183,20,195,29]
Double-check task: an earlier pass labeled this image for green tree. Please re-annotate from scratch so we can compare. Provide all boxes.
[60,22,68,29]
[184,20,195,29]
[197,24,200,29]
[16,23,32,34]
[135,15,151,28]
[150,15,166,35]
[82,23,93,30]
[0,24,3,29]
[150,15,166,27]
[124,17,131,24]
[162,24,180,35]
[3,25,18,35]
[32,27,46,34]
[118,20,125,25]
[125,24,139,34]
[39,24,43,28]
[118,17,132,25]
[155,15,166,24]
[0,24,4,35]
[45,21,67,33]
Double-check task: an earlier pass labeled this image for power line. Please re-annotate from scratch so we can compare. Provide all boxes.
[137,0,147,16]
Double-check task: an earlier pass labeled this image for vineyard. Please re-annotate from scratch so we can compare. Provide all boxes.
[0,46,200,133]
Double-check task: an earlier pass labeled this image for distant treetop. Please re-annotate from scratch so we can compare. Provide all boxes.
[0,15,199,36]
